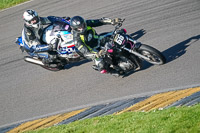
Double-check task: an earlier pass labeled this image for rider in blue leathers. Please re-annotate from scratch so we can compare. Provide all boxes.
[21,9,70,65]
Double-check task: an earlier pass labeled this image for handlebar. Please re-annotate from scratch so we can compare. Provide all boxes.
[110,18,125,41]
[100,19,125,51]
[114,18,125,32]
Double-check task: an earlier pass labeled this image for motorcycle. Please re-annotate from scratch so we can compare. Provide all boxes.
[97,19,166,76]
[16,20,84,71]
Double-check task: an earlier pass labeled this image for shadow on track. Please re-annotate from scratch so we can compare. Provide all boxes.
[130,29,146,40]
[63,59,90,70]
[163,34,200,63]
[123,32,200,77]
[139,34,200,72]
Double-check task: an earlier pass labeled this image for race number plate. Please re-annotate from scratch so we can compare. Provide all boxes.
[114,34,125,45]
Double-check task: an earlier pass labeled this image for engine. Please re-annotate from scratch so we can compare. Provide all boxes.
[118,56,134,71]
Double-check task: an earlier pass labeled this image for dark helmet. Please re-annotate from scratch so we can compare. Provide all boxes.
[70,16,87,34]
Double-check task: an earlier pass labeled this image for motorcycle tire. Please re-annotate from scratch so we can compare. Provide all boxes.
[41,64,64,71]
[137,44,166,65]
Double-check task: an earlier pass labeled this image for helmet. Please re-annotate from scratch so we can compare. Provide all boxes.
[23,9,40,28]
[70,16,87,34]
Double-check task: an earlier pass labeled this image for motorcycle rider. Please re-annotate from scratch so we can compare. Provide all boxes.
[21,9,70,65]
[70,16,122,74]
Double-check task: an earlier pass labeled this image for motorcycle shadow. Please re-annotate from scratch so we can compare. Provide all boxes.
[121,69,140,78]
[129,29,146,40]
[162,34,200,63]
[139,35,200,71]
[63,59,90,70]
[122,33,200,77]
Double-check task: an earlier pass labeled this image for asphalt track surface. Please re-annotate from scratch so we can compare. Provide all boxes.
[0,0,200,128]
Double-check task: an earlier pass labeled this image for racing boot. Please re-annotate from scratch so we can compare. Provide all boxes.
[93,57,111,74]
[92,65,108,74]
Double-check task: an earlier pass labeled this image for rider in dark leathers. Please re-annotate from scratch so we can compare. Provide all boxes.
[21,9,70,65]
[70,16,121,74]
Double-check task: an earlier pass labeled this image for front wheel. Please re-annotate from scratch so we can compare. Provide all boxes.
[137,44,166,65]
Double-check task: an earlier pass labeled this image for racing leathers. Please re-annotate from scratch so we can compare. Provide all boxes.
[72,18,120,73]
[22,16,70,64]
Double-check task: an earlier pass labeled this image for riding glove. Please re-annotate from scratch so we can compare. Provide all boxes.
[100,17,122,25]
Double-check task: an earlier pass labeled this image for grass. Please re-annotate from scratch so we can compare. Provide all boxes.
[26,104,200,133]
[0,0,29,10]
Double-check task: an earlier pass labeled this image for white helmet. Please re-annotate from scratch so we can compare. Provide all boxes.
[23,9,40,28]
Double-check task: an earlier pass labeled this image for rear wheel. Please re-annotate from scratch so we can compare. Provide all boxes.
[137,44,166,65]
[41,63,64,71]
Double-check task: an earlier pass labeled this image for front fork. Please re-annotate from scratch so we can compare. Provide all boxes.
[121,35,151,61]
[126,35,141,49]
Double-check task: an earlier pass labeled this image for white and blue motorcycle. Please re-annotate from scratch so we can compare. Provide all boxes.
[16,21,84,71]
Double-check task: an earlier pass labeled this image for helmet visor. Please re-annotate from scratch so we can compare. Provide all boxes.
[74,23,86,33]
[30,16,39,24]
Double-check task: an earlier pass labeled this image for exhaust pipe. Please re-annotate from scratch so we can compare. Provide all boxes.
[24,57,45,66]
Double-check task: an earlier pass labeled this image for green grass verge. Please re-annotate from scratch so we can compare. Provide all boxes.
[0,0,29,10]
[26,104,200,133]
